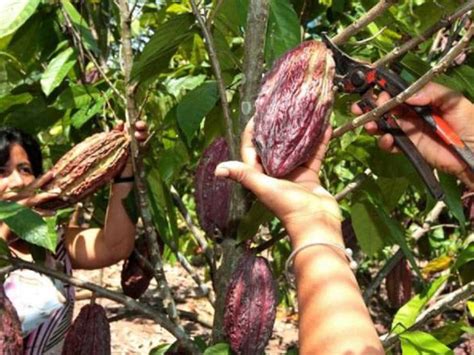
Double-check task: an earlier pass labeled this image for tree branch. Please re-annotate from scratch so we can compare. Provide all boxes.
[238,0,270,129]
[332,24,474,138]
[332,0,400,45]
[117,0,181,330]
[189,0,237,160]
[375,0,474,67]
[381,281,474,349]
[2,256,197,352]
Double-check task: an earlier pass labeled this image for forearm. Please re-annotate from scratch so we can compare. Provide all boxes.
[290,218,384,355]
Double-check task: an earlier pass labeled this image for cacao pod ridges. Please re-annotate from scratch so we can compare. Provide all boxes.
[223,252,278,355]
[38,130,130,210]
[385,258,412,309]
[62,303,111,355]
[0,284,23,355]
[194,137,231,238]
[253,40,336,177]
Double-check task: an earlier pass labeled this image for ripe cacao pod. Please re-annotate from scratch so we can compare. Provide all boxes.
[0,284,23,354]
[385,258,412,308]
[224,252,277,355]
[195,137,231,237]
[253,40,335,177]
[62,303,111,355]
[39,130,130,210]
[121,235,164,299]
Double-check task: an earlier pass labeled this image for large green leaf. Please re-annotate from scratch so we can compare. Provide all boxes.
[0,92,32,113]
[454,243,474,270]
[0,201,57,252]
[400,331,453,355]
[177,81,219,145]
[392,276,448,334]
[265,0,301,65]
[439,173,465,231]
[131,14,196,83]
[62,0,99,55]
[203,343,232,355]
[0,0,40,39]
[40,47,76,96]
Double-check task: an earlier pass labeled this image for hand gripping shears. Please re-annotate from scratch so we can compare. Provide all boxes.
[322,34,474,200]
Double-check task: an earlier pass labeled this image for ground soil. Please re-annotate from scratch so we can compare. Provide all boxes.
[74,262,299,354]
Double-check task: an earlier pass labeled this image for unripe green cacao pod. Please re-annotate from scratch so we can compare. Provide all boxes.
[224,253,277,355]
[39,130,130,210]
[253,40,335,177]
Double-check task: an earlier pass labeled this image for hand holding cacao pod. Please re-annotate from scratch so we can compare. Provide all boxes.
[215,120,341,246]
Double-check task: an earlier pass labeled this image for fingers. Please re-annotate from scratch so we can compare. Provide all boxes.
[215,161,275,200]
[304,125,333,173]
[240,118,264,172]
[405,82,455,107]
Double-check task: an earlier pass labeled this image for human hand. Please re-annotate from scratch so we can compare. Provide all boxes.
[215,119,342,247]
[352,82,474,188]
[115,120,149,179]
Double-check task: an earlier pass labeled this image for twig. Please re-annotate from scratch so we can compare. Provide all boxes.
[363,201,446,302]
[189,0,237,160]
[2,256,196,350]
[350,27,387,45]
[170,186,216,277]
[238,0,270,129]
[376,0,474,67]
[462,191,474,200]
[334,169,372,201]
[332,0,399,45]
[206,0,224,29]
[117,0,182,330]
[0,264,14,276]
[61,7,126,103]
[332,24,474,138]
[253,230,287,254]
[428,223,458,230]
[381,281,474,349]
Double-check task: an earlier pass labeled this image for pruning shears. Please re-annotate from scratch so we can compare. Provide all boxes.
[322,33,474,201]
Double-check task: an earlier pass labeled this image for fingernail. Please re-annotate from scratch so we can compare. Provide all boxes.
[215,166,230,177]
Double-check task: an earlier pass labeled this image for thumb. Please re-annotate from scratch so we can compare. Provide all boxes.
[215,161,276,199]
[406,82,453,107]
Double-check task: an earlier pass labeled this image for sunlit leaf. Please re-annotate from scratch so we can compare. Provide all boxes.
[203,343,232,355]
[400,331,453,355]
[40,47,76,96]
[0,0,40,39]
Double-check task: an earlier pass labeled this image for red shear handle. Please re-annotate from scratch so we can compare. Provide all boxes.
[413,107,474,172]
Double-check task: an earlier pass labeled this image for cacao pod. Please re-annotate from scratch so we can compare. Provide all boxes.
[385,257,412,308]
[0,284,23,355]
[62,303,111,355]
[195,137,231,237]
[224,253,277,355]
[121,235,164,299]
[39,130,130,210]
[253,40,335,177]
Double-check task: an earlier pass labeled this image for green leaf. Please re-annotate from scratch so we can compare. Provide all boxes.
[177,81,219,144]
[62,0,99,55]
[70,91,111,128]
[149,343,172,355]
[430,321,469,346]
[392,276,448,334]
[350,198,391,256]
[265,0,301,65]
[237,200,274,242]
[0,0,40,39]
[0,93,33,113]
[467,301,474,318]
[203,343,232,355]
[439,173,465,231]
[400,331,453,355]
[0,239,11,267]
[132,14,196,82]
[0,201,57,252]
[40,47,76,96]
[454,243,474,270]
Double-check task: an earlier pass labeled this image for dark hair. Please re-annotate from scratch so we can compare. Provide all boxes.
[0,127,43,177]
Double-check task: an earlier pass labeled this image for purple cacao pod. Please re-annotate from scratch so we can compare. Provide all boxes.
[224,253,278,355]
[62,303,111,355]
[0,284,23,354]
[38,130,130,210]
[385,258,412,308]
[253,40,335,177]
[194,137,231,237]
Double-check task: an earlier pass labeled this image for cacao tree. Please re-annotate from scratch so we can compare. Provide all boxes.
[0,0,473,354]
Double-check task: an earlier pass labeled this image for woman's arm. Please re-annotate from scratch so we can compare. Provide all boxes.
[214,121,384,354]
[65,121,148,269]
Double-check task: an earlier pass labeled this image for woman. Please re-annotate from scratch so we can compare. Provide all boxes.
[0,122,147,354]
[215,82,473,354]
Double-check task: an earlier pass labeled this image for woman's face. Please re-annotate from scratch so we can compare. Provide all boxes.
[0,143,35,193]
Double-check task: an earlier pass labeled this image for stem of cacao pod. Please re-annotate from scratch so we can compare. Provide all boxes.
[117,1,198,353]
